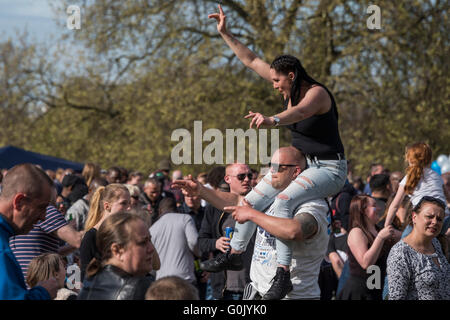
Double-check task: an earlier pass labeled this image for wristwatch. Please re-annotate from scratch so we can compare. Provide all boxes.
[272,116,280,127]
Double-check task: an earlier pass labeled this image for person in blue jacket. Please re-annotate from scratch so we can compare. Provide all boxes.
[0,163,59,300]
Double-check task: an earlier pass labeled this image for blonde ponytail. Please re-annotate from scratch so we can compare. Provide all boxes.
[84,184,129,231]
[84,186,106,231]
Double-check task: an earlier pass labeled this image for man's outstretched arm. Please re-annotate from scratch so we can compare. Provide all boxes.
[172,178,241,210]
[227,204,318,241]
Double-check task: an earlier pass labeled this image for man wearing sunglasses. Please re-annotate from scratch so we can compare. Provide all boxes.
[172,147,330,299]
[224,165,253,198]
[197,163,255,300]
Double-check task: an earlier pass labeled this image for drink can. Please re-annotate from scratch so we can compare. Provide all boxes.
[225,227,234,239]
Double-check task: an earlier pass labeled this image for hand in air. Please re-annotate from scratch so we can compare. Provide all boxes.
[171,174,200,197]
[208,4,227,34]
[245,111,275,129]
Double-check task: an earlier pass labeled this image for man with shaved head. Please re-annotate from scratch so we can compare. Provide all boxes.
[196,162,254,300]
[0,164,59,299]
[173,147,330,299]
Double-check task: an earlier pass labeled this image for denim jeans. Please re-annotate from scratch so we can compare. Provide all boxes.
[230,157,347,265]
[336,260,350,296]
[205,278,215,300]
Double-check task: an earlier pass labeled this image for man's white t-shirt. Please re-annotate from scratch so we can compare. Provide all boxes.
[400,168,446,208]
[249,199,329,299]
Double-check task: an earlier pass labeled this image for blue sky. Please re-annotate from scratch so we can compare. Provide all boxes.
[0,0,64,42]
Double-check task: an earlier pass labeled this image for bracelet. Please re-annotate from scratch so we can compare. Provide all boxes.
[272,116,280,127]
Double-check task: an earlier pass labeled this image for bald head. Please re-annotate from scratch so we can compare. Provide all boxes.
[0,164,53,201]
[0,164,53,234]
[225,163,250,176]
[271,147,306,169]
[224,163,252,196]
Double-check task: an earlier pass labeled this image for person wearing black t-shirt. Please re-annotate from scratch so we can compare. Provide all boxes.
[79,184,130,281]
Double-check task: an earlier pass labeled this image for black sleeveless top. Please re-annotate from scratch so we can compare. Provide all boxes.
[347,228,394,280]
[285,84,344,157]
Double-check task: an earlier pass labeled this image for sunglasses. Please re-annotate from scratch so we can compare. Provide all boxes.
[269,162,298,173]
[230,173,253,181]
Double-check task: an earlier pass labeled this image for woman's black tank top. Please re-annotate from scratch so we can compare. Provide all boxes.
[285,84,344,157]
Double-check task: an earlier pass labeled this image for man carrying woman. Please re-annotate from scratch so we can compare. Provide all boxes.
[197,5,347,299]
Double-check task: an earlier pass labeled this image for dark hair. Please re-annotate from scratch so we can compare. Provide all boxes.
[107,167,122,181]
[145,177,162,189]
[129,171,143,178]
[158,197,178,217]
[412,196,448,260]
[413,196,446,213]
[369,174,390,192]
[206,166,226,189]
[89,177,108,192]
[270,55,320,106]
[118,167,129,183]
[62,174,88,205]
[349,195,376,243]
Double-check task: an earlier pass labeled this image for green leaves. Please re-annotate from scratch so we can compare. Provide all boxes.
[1,0,449,176]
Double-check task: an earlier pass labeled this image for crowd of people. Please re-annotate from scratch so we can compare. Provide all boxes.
[0,5,448,301]
[0,142,448,300]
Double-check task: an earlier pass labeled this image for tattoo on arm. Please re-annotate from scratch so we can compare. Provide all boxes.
[296,212,318,240]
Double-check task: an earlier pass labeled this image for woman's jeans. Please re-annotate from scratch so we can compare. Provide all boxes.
[230,157,347,265]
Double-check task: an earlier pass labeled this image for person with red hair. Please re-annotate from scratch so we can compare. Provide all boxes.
[385,142,449,228]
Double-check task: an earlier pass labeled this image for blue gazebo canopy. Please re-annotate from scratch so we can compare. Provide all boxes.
[0,145,84,172]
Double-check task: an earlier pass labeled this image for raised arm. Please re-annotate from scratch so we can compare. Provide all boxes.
[171,177,241,210]
[209,5,272,81]
[384,185,406,227]
[347,226,394,270]
[225,201,318,241]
